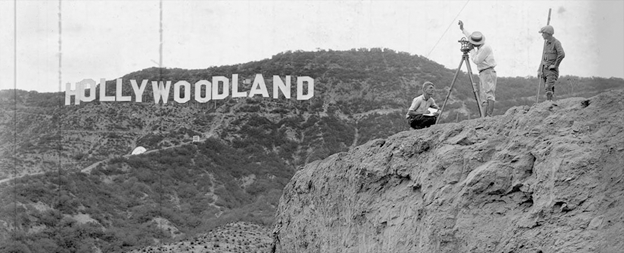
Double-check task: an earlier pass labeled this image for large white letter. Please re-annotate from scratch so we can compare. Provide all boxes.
[152,81,172,104]
[174,81,191,104]
[116,79,132,102]
[65,82,81,105]
[297,76,314,100]
[80,79,96,103]
[273,75,291,99]
[194,80,211,103]
[212,76,229,100]
[231,74,247,98]
[249,74,269,98]
[99,78,115,102]
[131,79,148,102]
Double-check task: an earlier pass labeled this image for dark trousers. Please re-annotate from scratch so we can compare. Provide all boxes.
[408,114,437,129]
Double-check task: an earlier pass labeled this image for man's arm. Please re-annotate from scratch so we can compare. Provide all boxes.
[429,99,440,116]
[554,40,565,68]
[459,20,471,38]
[473,45,491,65]
[407,97,423,116]
[462,29,471,39]
[430,99,439,109]
[458,21,477,59]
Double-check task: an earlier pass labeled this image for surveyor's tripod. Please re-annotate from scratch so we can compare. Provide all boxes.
[435,38,484,124]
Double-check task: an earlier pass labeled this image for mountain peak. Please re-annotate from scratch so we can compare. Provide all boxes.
[273,90,624,252]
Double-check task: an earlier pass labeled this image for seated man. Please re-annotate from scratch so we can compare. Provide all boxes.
[406,81,440,129]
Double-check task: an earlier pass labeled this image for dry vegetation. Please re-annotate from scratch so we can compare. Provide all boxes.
[126,222,272,253]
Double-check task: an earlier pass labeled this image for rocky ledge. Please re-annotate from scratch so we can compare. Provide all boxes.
[273,90,624,253]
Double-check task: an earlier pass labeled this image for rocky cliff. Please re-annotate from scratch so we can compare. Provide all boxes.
[273,90,624,253]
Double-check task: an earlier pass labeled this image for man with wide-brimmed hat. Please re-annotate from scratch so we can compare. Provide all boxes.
[458,20,497,117]
[538,25,565,101]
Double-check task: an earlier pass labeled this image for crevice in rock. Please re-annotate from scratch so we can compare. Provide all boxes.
[412,183,422,192]
[376,221,387,235]
[456,137,475,146]
[444,127,463,140]
[520,195,534,209]
[372,139,386,147]
[528,153,536,175]
[357,183,365,193]
[353,210,367,225]
[378,175,391,189]
[581,99,591,108]
[398,173,411,181]
[416,208,424,221]
[487,182,506,195]
[577,198,587,208]
[416,140,432,154]
[552,201,572,213]
[506,183,523,195]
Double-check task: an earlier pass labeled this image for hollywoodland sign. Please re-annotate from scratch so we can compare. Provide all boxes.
[65,74,314,105]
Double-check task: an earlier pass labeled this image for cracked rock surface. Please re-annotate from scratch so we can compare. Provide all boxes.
[273,91,624,253]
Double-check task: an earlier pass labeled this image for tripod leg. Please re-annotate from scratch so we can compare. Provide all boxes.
[463,58,484,117]
[436,57,465,125]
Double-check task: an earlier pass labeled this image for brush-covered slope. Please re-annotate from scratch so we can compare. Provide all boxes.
[273,90,624,253]
[0,49,622,252]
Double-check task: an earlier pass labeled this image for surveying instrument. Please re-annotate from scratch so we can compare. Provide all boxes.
[435,37,484,124]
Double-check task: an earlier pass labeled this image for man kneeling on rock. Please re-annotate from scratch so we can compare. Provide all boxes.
[406,81,440,129]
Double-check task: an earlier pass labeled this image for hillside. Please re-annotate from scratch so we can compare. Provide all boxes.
[0,49,622,252]
[273,90,624,252]
[2,49,622,181]
[126,222,272,253]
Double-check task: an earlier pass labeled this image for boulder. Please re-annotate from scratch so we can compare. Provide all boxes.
[273,91,624,253]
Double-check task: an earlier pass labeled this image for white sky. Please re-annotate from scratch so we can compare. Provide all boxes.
[1,0,623,93]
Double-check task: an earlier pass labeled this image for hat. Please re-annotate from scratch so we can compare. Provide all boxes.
[467,31,485,45]
[539,25,554,35]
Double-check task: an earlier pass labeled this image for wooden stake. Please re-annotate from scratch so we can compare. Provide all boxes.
[536,8,552,104]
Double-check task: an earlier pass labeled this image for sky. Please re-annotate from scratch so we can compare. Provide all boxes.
[0,0,623,93]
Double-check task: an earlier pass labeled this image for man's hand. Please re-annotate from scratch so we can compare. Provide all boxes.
[458,20,464,30]
[548,64,556,70]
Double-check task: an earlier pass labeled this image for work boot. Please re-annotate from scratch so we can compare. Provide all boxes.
[486,100,495,117]
[546,91,553,101]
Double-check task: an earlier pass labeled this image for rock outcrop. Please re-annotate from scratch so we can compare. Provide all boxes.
[273,91,624,253]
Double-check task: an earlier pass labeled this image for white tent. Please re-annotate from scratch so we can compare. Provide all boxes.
[131,146,147,155]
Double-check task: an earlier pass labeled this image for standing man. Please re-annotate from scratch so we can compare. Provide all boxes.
[406,81,440,129]
[458,20,497,117]
[538,25,565,101]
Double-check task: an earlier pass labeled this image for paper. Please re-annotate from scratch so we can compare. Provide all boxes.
[424,108,438,116]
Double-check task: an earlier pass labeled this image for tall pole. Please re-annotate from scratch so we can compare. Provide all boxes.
[536,8,552,104]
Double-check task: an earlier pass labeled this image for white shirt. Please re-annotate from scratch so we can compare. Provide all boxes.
[462,29,497,71]
[406,95,438,118]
